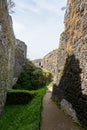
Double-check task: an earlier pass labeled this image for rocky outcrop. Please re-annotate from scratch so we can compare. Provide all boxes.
[52,0,87,128]
[0,0,15,113]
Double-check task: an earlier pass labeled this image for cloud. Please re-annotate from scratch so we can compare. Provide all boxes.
[13,0,40,14]
[12,0,67,59]
[14,0,65,15]
[32,0,58,13]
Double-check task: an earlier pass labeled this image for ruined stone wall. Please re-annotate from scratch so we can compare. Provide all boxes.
[14,39,27,81]
[32,59,42,68]
[42,49,58,81]
[16,39,27,58]
[0,0,15,113]
[32,50,58,81]
[52,0,87,128]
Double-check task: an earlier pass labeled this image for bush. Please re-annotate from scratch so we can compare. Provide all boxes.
[6,90,35,105]
[13,59,52,90]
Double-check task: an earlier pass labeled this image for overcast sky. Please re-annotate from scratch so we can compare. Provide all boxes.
[12,0,67,60]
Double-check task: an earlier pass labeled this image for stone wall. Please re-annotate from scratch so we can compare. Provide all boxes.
[52,0,87,128]
[42,49,58,81]
[16,39,27,58]
[0,0,27,114]
[33,50,58,81]
[32,59,42,68]
[14,39,27,82]
[0,0,15,113]
[32,50,58,81]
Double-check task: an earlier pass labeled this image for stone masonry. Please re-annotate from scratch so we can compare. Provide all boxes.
[0,0,27,114]
[32,59,42,68]
[13,39,27,84]
[0,1,87,128]
[0,0,15,113]
[52,0,87,128]
[32,49,58,81]
[42,49,58,81]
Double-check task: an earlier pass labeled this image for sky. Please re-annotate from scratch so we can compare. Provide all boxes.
[12,0,67,60]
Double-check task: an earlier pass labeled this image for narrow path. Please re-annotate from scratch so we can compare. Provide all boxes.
[41,86,80,130]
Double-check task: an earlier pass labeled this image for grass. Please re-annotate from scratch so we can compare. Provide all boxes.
[0,85,48,130]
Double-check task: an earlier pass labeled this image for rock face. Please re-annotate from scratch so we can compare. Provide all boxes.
[0,0,15,113]
[14,39,27,82]
[52,0,87,127]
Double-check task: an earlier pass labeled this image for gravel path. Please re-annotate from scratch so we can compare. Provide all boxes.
[41,87,80,130]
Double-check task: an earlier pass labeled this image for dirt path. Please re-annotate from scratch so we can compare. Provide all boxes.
[41,87,80,130]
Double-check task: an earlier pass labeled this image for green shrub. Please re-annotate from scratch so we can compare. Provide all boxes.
[13,59,52,90]
[6,90,35,105]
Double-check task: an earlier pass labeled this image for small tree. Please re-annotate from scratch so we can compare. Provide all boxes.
[7,0,15,14]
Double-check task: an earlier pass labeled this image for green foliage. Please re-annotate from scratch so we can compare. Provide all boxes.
[13,59,52,90]
[6,90,35,105]
[0,87,47,130]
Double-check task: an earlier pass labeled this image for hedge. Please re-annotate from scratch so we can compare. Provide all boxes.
[6,90,35,105]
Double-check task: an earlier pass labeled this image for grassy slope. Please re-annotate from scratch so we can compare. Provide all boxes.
[0,87,47,130]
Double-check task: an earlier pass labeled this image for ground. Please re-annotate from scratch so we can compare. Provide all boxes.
[41,86,80,130]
